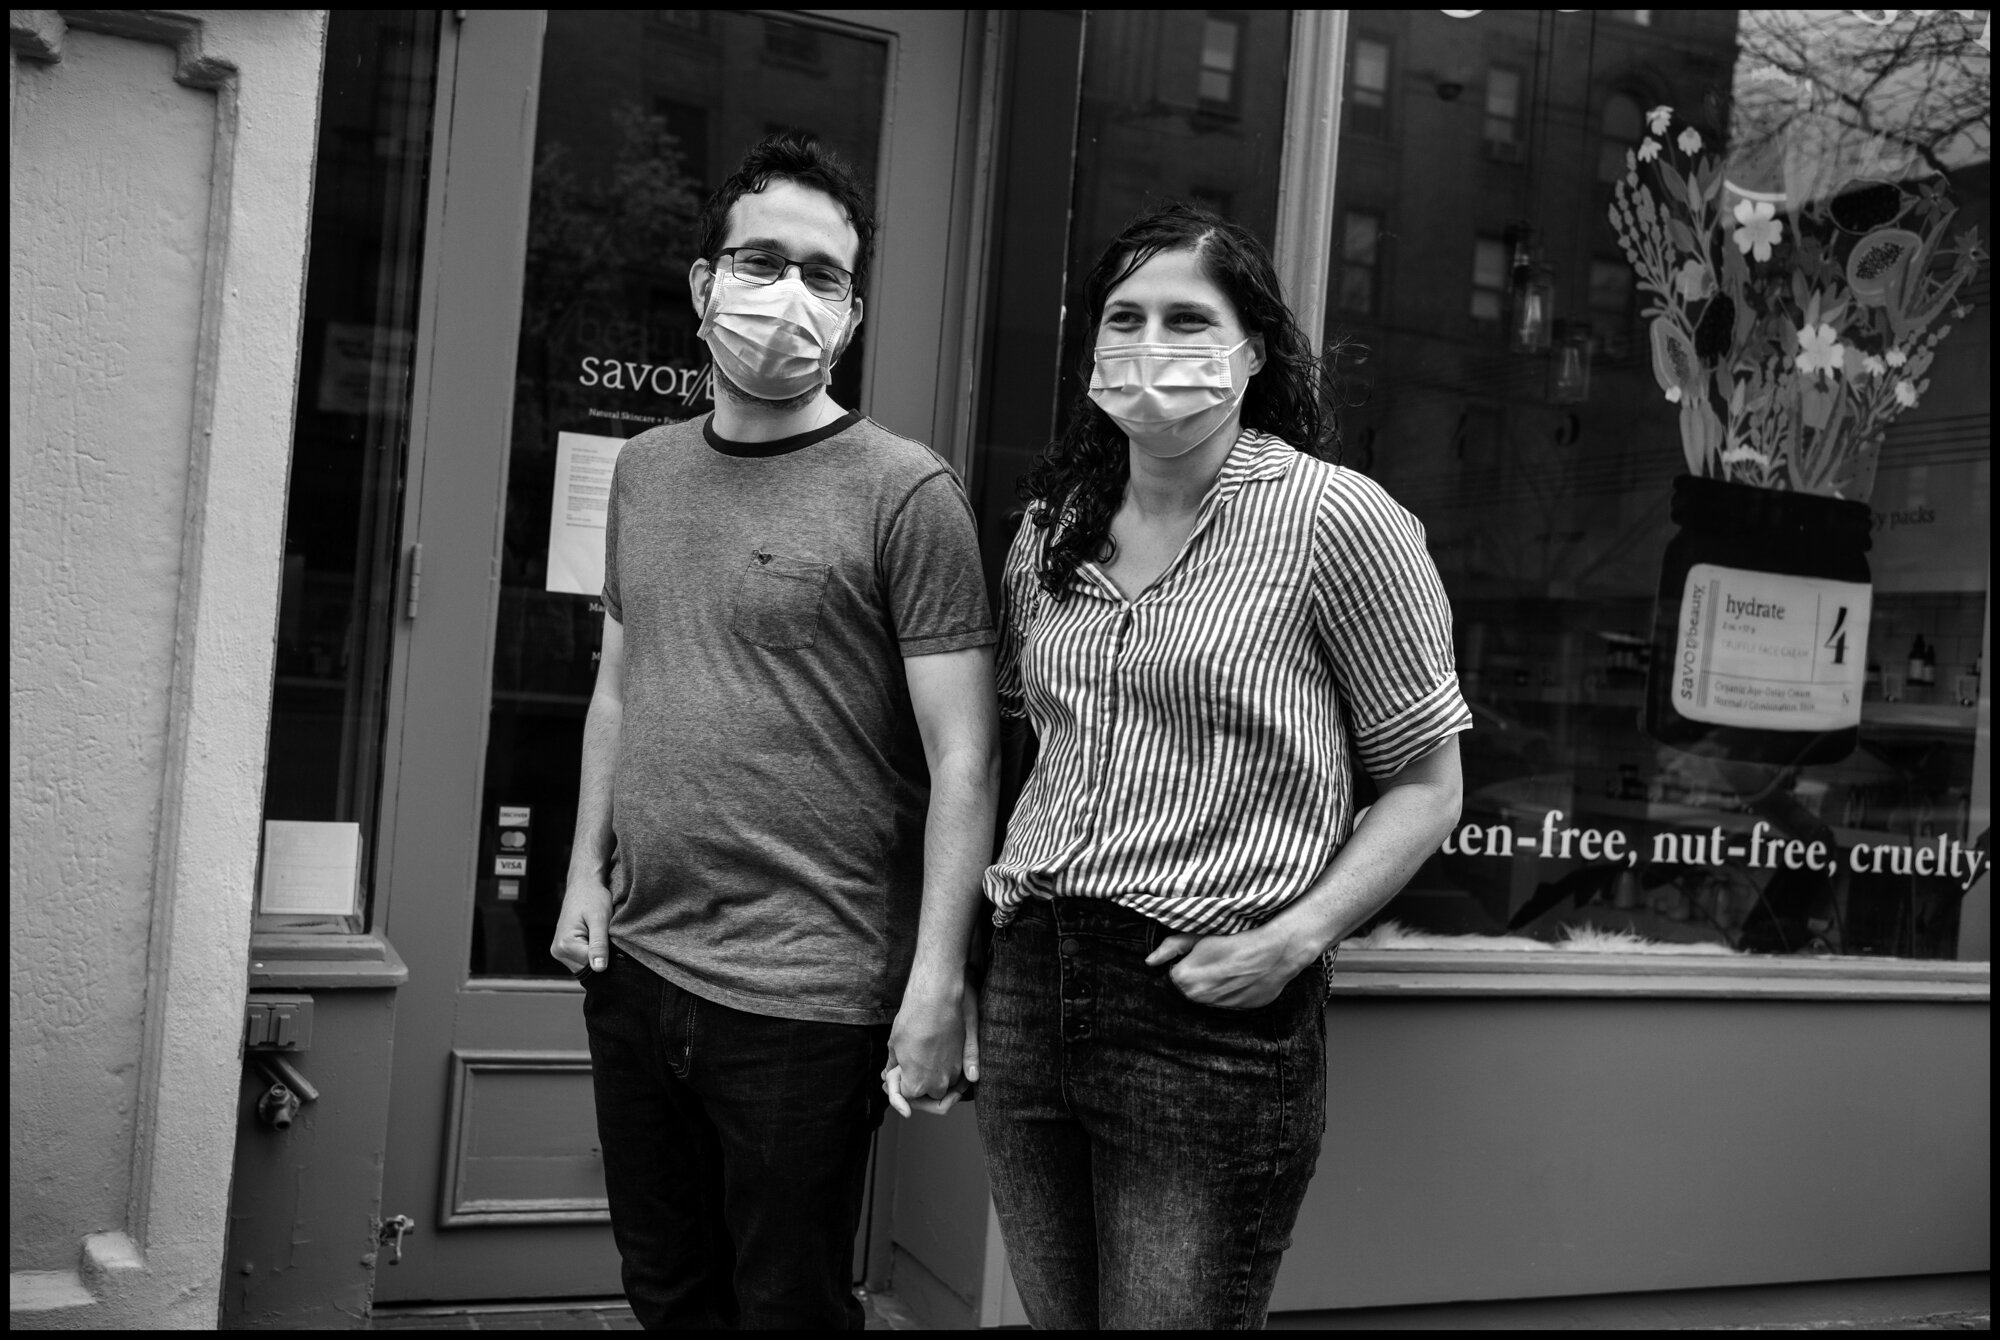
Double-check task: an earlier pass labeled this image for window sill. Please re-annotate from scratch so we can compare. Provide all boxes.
[1329,948,1989,1000]
[249,930,409,990]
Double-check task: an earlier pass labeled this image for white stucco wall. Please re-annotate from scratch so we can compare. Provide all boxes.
[10,24,213,1277]
[9,10,326,1328]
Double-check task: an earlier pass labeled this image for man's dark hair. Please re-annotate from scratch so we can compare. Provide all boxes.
[695,131,876,301]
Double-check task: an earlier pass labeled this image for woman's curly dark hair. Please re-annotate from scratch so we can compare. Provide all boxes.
[1019,202,1337,599]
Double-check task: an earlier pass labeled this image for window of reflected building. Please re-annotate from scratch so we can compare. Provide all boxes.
[1348,36,1392,139]
[1341,210,1384,314]
[1328,9,1991,962]
[1484,67,1523,151]
[1199,14,1245,113]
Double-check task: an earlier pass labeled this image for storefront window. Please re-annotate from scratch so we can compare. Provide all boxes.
[1328,10,1991,962]
[257,11,439,930]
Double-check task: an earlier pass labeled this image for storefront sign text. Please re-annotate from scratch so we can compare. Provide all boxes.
[1442,810,1988,890]
[578,356,712,406]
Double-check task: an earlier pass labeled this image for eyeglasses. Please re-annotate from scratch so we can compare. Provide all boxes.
[716,247,856,303]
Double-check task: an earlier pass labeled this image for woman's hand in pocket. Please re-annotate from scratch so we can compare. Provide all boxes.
[1146,920,1314,1009]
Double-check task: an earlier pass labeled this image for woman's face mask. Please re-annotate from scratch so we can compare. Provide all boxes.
[698,271,853,402]
[1087,335,1256,458]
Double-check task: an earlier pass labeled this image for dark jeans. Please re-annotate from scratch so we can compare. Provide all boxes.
[581,947,889,1330]
[976,898,1327,1330]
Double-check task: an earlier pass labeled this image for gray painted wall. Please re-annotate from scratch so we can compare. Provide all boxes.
[892,996,1989,1319]
[1284,997,1990,1308]
[221,991,399,1329]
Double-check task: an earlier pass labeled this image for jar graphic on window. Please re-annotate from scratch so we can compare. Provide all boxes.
[1603,102,1985,768]
[1646,475,1873,765]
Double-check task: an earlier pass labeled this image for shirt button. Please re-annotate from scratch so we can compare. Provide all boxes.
[1060,937,1081,957]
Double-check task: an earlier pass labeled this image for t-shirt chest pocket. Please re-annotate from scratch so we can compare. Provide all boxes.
[732,551,832,650]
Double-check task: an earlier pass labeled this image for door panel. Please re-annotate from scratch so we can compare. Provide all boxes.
[376,8,981,1303]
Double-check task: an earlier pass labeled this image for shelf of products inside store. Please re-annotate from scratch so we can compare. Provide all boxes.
[1482,686,1977,731]
[1465,621,1984,731]
[1461,688,1979,864]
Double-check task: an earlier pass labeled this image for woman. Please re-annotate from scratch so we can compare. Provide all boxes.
[976,204,1469,1329]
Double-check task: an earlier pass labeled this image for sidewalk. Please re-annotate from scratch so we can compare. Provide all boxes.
[366,1293,1985,1331]
[365,1288,925,1330]
[1710,1315,1988,1331]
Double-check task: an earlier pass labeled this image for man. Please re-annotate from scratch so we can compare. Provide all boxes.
[550,132,998,1330]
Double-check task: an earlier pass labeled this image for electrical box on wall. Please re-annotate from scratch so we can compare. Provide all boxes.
[245,992,315,1050]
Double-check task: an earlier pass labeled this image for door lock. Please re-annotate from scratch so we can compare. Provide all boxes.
[379,1214,416,1265]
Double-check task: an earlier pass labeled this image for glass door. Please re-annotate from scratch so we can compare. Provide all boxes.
[374,9,985,1302]
[471,10,888,979]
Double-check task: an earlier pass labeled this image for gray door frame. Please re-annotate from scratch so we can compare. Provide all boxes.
[370,8,997,1303]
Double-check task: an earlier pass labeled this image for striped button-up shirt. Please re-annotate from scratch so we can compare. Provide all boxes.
[984,429,1471,936]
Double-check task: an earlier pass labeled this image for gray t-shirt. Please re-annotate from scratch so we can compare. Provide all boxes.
[601,411,994,1024]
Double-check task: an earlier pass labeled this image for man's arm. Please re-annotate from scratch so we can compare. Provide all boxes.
[550,614,626,975]
[1147,735,1464,1007]
[886,645,1000,1107]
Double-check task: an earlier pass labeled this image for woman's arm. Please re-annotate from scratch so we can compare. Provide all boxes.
[1146,735,1462,1008]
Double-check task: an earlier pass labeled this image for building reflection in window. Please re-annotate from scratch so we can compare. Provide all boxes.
[1326,9,1990,961]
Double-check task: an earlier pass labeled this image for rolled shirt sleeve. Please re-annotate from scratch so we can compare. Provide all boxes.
[1309,470,1472,779]
[882,471,996,657]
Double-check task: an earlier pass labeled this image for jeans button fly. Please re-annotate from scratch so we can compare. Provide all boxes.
[1060,937,1082,957]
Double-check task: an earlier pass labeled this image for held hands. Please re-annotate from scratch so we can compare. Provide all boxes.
[1145,920,1313,1009]
[549,875,613,975]
[883,969,980,1118]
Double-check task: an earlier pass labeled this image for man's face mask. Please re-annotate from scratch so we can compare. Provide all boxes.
[1086,336,1256,458]
[698,271,853,402]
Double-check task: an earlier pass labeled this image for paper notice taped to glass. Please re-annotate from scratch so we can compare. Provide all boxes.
[545,430,629,596]
[260,820,363,917]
